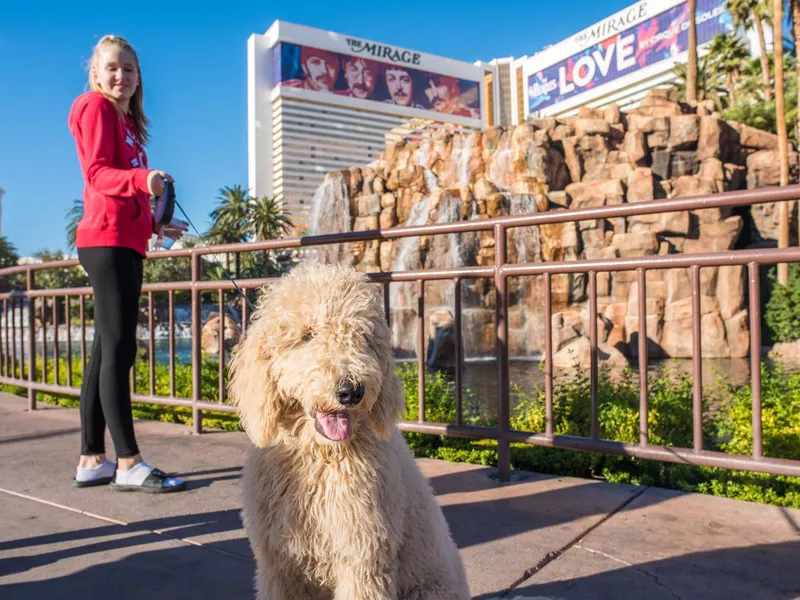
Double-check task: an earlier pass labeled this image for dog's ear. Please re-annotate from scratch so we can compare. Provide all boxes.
[370,351,405,440]
[227,316,282,448]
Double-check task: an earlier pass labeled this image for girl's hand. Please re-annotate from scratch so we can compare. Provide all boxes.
[161,220,188,241]
[147,170,173,196]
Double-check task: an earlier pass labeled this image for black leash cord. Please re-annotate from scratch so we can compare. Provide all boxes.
[172,199,258,313]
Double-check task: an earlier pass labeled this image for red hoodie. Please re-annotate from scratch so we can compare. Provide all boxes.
[68,91,158,257]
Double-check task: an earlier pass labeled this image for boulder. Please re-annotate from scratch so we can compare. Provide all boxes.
[578,135,610,181]
[669,175,717,198]
[566,178,624,209]
[575,118,611,138]
[611,232,659,257]
[561,136,583,182]
[768,340,800,367]
[716,265,745,320]
[552,336,629,370]
[725,309,750,358]
[604,103,622,124]
[697,117,723,160]
[379,207,397,230]
[201,313,241,355]
[627,114,670,133]
[357,194,382,216]
[746,149,800,188]
[626,167,654,202]
[623,131,649,165]
[669,115,700,150]
[734,123,780,150]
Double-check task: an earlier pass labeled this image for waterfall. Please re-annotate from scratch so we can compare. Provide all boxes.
[415,140,432,169]
[451,133,475,189]
[506,194,544,359]
[306,173,351,265]
[389,197,433,316]
[388,192,477,354]
[488,131,514,191]
[507,195,540,264]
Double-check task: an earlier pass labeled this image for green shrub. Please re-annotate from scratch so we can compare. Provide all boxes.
[394,362,800,509]
[764,264,800,343]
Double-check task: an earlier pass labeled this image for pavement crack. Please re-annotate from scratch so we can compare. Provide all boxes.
[575,544,684,600]
[633,565,684,600]
[499,485,649,596]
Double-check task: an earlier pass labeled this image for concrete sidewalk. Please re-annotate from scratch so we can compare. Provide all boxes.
[0,392,798,600]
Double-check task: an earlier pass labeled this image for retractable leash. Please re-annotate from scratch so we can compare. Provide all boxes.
[151,180,257,313]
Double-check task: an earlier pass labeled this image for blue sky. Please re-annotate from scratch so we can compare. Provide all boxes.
[0,0,634,257]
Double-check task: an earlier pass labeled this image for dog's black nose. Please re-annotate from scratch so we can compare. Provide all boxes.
[337,381,364,406]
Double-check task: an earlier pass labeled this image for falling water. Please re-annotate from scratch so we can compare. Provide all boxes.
[306,173,351,265]
[389,197,433,312]
[507,194,544,358]
[507,195,541,264]
[415,140,432,169]
[488,132,514,191]
[451,133,475,189]
[388,192,478,353]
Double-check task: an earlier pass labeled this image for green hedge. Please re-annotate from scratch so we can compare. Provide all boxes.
[2,354,798,508]
[396,362,800,509]
[764,264,800,344]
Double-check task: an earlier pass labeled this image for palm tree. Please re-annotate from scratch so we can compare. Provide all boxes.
[672,55,727,108]
[0,236,19,269]
[728,0,773,100]
[247,195,293,241]
[206,185,250,278]
[687,0,698,103]
[708,34,751,107]
[246,195,294,271]
[65,198,83,252]
[775,0,790,284]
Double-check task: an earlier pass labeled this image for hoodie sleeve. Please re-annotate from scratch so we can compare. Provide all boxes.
[74,95,151,197]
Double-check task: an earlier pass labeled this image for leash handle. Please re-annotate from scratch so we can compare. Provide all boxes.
[152,179,176,226]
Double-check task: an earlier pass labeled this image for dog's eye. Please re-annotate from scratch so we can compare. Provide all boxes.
[302,330,314,343]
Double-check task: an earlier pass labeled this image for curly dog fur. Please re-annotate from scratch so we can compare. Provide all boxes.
[228,263,470,600]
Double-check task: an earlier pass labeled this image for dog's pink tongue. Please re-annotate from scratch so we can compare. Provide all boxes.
[316,412,352,441]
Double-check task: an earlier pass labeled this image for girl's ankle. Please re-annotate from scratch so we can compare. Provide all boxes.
[78,454,107,469]
[117,455,144,471]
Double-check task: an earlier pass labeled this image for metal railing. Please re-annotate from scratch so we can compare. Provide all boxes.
[1,184,800,482]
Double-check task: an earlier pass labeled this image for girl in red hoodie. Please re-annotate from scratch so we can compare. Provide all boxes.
[69,35,186,493]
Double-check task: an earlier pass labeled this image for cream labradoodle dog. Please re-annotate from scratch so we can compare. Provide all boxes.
[228,264,470,600]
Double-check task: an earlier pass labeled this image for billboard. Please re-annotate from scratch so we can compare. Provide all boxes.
[273,42,481,119]
[527,0,732,112]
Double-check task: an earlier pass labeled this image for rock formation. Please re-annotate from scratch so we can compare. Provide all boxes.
[308,89,799,367]
[201,312,241,356]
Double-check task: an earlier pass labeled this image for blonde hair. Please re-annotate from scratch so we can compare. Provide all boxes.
[88,35,150,145]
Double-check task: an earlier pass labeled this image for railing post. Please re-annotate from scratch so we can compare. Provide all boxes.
[589,270,599,440]
[691,266,703,452]
[494,223,510,482]
[637,268,649,446]
[26,269,36,411]
[417,279,425,423]
[748,263,763,460]
[191,251,203,434]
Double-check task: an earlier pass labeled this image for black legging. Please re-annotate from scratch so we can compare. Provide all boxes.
[78,247,144,458]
